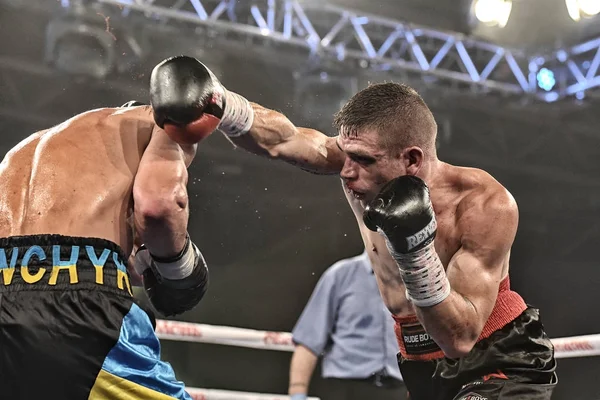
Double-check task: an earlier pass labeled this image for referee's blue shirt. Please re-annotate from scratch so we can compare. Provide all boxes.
[292,251,402,380]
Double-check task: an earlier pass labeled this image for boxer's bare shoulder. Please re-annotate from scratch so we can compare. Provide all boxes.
[0,106,155,249]
[450,166,517,221]
[425,165,517,266]
[438,165,518,271]
[437,165,517,219]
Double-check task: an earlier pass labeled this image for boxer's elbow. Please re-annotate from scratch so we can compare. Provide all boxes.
[136,197,187,223]
[439,330,479,359]
[442,339,476,359]
[134,183,188,224]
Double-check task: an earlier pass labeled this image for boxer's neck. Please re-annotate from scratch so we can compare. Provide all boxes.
[415,158,445,189]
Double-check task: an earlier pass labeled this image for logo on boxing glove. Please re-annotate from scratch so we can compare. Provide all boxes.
[405,215,437,252]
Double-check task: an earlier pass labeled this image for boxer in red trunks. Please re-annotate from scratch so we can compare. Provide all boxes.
[148,55,557,400]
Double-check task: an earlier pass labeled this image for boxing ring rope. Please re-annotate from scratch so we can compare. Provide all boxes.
[185,387,320,400]
[157,319,600,399]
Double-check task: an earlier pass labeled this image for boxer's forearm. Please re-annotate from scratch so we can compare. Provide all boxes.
[414,290,483,358]
[228,103,343,175]
[288,344,318,395]
[133,177,190,259]
[133,122,194,259]
[243,103,300,155]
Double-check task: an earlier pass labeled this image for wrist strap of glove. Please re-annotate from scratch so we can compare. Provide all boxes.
[218,90,254,137]
[389,240,451,308]
[150,235,190,263]
[149,235,198,280]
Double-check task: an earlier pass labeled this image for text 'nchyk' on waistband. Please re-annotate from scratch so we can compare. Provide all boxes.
[0,244,132,295]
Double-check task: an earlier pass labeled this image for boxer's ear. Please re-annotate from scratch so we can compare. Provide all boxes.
[401,146,424,176]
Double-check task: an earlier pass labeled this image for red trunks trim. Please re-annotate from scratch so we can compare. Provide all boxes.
[393,277,527,361]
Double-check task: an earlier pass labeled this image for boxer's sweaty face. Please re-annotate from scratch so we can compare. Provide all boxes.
[338,128,405,204]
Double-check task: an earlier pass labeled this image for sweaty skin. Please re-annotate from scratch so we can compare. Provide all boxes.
[229,103,518,358]
[0,106,196,281]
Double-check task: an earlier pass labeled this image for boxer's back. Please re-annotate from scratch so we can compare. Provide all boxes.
[0,107,154,253]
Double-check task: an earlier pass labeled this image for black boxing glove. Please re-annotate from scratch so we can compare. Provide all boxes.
[149,55,254,144]
[133,235,209,317]
[364,176,450,307]
[363,176,437,253]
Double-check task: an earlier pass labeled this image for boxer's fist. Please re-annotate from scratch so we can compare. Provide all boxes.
[150,55,224,145]
[363,175,437,254]
[142,262,209,317]
[134,241,209,317]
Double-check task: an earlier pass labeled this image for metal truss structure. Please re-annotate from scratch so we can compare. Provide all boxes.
[87,0,533,95]
[46,0,597,103]
[536,36,600,102]
[2,0,599,102]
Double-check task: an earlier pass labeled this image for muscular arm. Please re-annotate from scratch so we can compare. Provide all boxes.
[132,126,197,258]
[148,56,342,174]
[288,344,319,395]
[227,103,345,175]
[415,189,518,358]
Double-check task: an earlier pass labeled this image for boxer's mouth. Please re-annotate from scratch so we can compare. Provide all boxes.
[351,190,366,200]
[345,184,366,200]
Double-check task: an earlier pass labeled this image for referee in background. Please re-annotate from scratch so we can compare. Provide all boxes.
[288,251,407,400]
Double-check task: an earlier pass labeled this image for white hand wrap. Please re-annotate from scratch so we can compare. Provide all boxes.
[218,90,254,137]
[133,237,199,281]
[385,238,451,308]
[153,240,199,280]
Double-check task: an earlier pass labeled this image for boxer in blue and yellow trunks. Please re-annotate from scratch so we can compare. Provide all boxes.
[0,103,208,399]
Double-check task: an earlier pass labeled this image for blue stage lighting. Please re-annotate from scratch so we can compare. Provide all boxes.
[537,68,556,91]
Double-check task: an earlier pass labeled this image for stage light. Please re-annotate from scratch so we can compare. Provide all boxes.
[472,0,513,28]
[537,68,556,92]
[45,16,116,79]
[565,0,600,21]
[580,0,600,14]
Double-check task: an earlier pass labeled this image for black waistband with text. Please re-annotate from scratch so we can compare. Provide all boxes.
[0,234,132,295]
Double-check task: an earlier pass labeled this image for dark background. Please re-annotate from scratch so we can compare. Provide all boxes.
[1,1,600,399]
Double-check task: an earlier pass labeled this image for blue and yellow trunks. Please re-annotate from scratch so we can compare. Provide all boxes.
[0,234,192,400]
